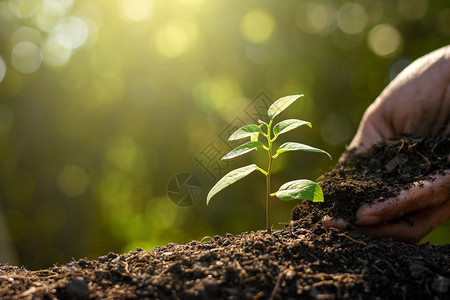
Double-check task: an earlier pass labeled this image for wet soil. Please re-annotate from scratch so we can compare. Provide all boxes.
[0,135,448,299]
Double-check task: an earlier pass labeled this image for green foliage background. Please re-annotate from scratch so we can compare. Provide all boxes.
[0,0,448,269]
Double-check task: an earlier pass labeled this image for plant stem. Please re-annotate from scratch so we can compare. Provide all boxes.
[266,120,273,234]
[266,151,273,234]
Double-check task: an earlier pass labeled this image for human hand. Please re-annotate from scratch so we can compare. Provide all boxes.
[323,45,450,243]
[323,171,450,243]
[345,45,450,154]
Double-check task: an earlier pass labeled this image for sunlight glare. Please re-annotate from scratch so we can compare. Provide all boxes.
[155,19,198,58]
[174,0,223,15]
[118,0,154,22]
[193,75,241,114]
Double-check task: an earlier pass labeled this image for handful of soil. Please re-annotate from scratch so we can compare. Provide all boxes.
[293,134,450,223]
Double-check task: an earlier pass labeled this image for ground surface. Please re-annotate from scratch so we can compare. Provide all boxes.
[0,135,448,299]
[0,220,449,299]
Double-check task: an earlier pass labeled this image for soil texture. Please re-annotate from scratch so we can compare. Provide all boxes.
[0,219,448,299]
[311,134,450,223]
[0,134,448,299]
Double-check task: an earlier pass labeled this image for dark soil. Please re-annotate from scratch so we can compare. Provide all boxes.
[0,220,448,299]
[310,134,450,223]
[0,134,448,299]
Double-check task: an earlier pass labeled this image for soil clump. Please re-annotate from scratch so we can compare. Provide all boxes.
[304,134,450,223]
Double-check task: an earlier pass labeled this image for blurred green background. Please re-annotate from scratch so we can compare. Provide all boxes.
[0,0,448,269]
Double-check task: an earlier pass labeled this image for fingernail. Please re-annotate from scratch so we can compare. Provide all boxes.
[356,214,381,225]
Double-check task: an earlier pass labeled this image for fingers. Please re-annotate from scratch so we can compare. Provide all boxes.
[322,172,450,243]
[322,197,450,244]
[355,172,450,226]
[355,199,450,244]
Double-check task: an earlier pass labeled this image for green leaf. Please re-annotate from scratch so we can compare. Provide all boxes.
[222,141,263,160]
[250,133,259,142]
[267,95,303,120]
[207,164,259,204]
[275,142,332,159]
[229,125,262,141]
[276,179,324,202]
[273,119,311,136]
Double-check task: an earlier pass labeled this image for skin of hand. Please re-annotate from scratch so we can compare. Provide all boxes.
[323,45,450,243]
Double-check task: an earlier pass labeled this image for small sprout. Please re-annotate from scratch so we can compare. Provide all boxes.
[207,94,331,234]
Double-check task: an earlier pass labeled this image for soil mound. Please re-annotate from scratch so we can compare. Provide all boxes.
[0,220,448,299]
[0,135,448,299]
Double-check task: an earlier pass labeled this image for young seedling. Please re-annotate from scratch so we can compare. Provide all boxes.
[206,95,331,234]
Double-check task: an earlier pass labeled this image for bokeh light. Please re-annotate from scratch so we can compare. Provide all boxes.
[11,26,42,46]
[11,41,42,73]
[41,0,73,17]
[118,0,154,23]
[368,24,403,57]
[52,16,89,49]
[336,3,368,35]
[34,8,60,32]
[42,37,72,67]
[296,1,336,35]
[240,9,276,43]
[8,0,41,19]
[155,18,199,58]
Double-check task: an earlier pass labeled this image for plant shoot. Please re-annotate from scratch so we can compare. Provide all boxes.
[207,95,331,234]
